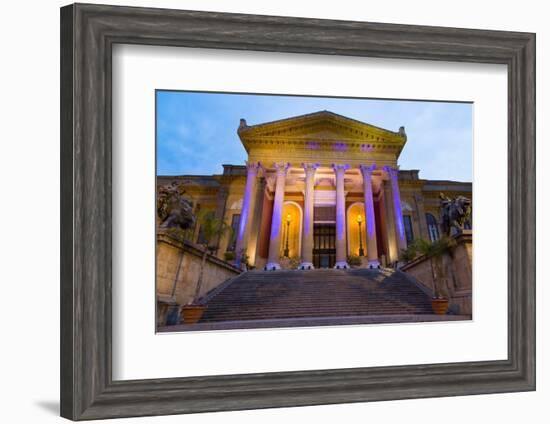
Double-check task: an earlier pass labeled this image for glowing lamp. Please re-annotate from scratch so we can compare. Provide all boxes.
[284,213,292,257]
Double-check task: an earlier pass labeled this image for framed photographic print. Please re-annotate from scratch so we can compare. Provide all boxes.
[60,3,535,420]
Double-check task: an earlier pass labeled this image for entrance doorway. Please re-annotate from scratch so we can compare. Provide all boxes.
[313,224,336,268]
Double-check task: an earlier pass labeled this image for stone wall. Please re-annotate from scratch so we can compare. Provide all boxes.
[400,231,472,315]
[157,231,241,325]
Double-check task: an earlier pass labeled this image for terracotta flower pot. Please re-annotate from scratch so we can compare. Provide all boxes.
[431,298,449,315]
[181,305,207,324]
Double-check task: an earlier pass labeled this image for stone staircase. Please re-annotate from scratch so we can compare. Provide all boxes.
[197,268,433,323]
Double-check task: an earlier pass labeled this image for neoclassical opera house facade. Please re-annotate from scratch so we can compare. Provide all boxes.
[158,111,472,270]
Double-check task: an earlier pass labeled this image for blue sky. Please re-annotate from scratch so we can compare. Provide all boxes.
[156,91,472,182]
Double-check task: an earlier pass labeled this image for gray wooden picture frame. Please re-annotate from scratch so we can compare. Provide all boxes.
[60,3,536,421]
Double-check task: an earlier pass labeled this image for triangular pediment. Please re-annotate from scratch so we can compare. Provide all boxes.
[238,110,406,147]
[237,110,407,163]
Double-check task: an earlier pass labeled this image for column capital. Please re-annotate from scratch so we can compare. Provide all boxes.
[302,162,320,176]
[273,162,291,177]
[245,160,261,174]
[359,164,377,178]
[332,163,350,174]
[383,165,399,179]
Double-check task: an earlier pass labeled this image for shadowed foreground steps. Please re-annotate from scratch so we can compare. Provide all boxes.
[159,268,471,332]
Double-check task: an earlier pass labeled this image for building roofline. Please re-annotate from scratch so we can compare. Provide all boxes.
[238,110,405,138]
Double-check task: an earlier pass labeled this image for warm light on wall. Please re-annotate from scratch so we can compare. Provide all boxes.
[357,214,364,256]
[281,203,302,259]
[347,204,366,258]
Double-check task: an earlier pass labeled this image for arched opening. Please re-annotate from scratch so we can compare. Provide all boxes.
[280,201,302,259]
[426,213,440,242]
[347,202,367,258]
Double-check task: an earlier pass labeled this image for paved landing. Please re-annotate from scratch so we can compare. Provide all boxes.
[159,313,471,333]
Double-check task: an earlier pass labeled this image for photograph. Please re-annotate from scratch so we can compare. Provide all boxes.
[155,91,473,332]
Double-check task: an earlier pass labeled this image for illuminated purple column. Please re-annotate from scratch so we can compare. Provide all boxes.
[235,161,260,266]
[383,166,407,253]
[333,163,350,269]
[265,163,290,270]
[359,164,380,268]
[299,163,319,270]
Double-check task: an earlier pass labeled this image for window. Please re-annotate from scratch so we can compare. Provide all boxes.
[403,215,414,246]
[426,213,440,242]
[226,214,240,251]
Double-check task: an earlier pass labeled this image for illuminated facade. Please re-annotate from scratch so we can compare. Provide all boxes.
[158,111,472,270]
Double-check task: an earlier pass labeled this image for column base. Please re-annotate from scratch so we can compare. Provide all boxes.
[264,262,281,271]
[334,261,350,269]
[368,259,381,269]
[298,262,315,270]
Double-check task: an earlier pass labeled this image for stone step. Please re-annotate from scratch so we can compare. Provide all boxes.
[206,304,431,313]
[208,295,424,301]
[201,309,433,322]
[197,268,433,324]
[201,309,432,320]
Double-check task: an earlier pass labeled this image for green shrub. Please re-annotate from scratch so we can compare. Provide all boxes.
[289,256,301,269]
[347,255,362,267]
[399,244,418,263]
[240,252,250,267]
[415,236,456,258]
[223,251,236,261]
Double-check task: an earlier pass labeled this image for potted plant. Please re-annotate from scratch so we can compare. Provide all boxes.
[181,210,233,324]
[414,237,456,315]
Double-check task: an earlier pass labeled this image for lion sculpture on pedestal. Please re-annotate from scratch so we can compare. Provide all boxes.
[157,181,195,230]
[439,193,472,236]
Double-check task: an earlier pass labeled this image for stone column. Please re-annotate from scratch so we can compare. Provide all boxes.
[382,180,398,263]
[359,164,380,268]
[235,161,260,266]
[333,163,350,269]
[383,166,407,253]
[247,176,266,265]
[299,163,319,270]
[265,163,291,270]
